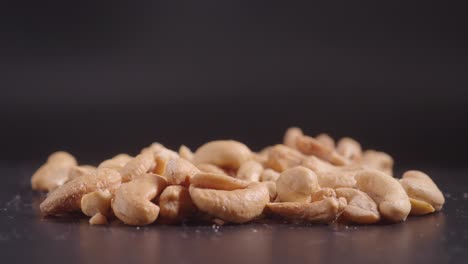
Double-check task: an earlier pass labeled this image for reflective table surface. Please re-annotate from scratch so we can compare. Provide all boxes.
[1,163,467,264]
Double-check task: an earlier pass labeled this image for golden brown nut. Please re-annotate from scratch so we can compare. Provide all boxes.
[189,183,270,223]
[336,137,362,162]
[111,174,167,226]
[163,158,200,186]
[335,188,380,224]
[40,168,121,215]
[265,144,305,172]
[158,185,196,223]
[400,170,445,215]
[236,160,263,182]
[276,166,320,203]
[31,151,78,192]
[266,197,347,223]
[193,140,252,169]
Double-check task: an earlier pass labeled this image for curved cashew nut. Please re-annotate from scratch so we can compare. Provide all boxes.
[355,170,410,222]
[237,160,263,182]
[267,197,347,223]
[140,143,179,175]
[193,140,252,169]
[335,188,380,224]
[98,154,132,170]
[178,145,194,162]
[120,151,156,182]
[111,174,167,226]
[158,185,196,224]
[296,135,349,166]
[31,151,77,192]
[189,183,270,223]
[81,190,113,224]
[315,133,335,149]
[190,172,250,191]
[283,127,303,149]
[40,168,121,215]
[265,144,305,172]
[276,166,320,203]
[196,163,228,175]
[163,158,200,186]
[360,150,394,176]
[336,137,362,162]
[400,170,445,215]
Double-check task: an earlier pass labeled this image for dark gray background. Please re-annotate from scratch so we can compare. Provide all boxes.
[1,0,467,168]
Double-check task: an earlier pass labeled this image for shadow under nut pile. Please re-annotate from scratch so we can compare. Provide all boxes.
[30,127,445,226]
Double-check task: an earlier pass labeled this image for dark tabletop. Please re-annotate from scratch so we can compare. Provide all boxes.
[1,163,467,264]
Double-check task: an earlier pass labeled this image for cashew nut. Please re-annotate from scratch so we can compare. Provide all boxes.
[120,151,156,182]
[31,151,78,192]
[193,140,252,169]
[163,158,200,186]
[178,145,194,162]
[296,135,349,166]
[311,188,336,202]
[111,174,167,225]
[140,143,179,175]
[335,188,380,224]
[89,213,108,225]
[190,172,250,191]
[81,190,113,222]
[283,127,303,149]
[260,169,280,182]
[263,181,277,201]
[265,144,305,172]
[360,150,393,176]
[267,197,347,223]
[315,133,335,149]
[40,168,121,215]
[236,160,263,182]
[67,165,97,182]
[196,163,228,175]
[336,137,362,162]
[189,183,270,223]
[400,170,445,215]
[355,170,410,222]
[98,154,132,170]
[276,166,320,203]
[158,185,196,224]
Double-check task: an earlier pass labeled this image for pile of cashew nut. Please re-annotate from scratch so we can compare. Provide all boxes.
[31,127,445,226]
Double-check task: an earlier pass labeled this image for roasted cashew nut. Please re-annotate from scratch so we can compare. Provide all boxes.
[335,188,380,224]
[40,168,121,215]
[98,154,132,171]
[236,160,263,182]
[265,144,305,172]
[336,137,362,162]
[283,127,303,149]
[296,135,349,166]
[163,158,200,186]
[111,174,167,226]
[276,166,320,203]
[360,150,393,176]
[158,185,196,224]
[31,151,78,192]
[67,165,97,183]
[196,163,229,175]
[193,140,252,169]
[315,133,335,149]
[81,190,113,225]
[120,151,156,182]
[190,172,251,191]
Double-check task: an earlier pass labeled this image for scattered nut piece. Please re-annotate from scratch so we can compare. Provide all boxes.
[336,137,362,162]
[236,160,263,182]
[193,140,252,169]
[276,166,320,203]
[267,197,347,223]
[31,151,78,192]
[260,169,280,182]
[158,185,196,224]
[163,158,200,186]
[335,188,380,224]
[400,170,445,215]
[355,170,410,222]
[40,168,121,215]
[189,183,269,223]
[112,174,167,226]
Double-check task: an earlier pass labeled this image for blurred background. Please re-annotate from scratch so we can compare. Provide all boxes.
[1,0,467,168]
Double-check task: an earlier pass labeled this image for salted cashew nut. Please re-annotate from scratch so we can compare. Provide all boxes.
[196,163,228,175]
[276,166,320,203]
[335,188,380,224]
[336,137,362,162]
[267,197,347,223]
[163,158,200,186]
[98,154,133,171]
[265,144,305,172]
[236,160,263,182]
[189,182,270,223]
[158,185,196,224]
[140,143,179,174]
[193,140,252,169]
[260,169,280,182]
[31,151,78,192]
[400,170,445,215]
[111,174,167,226]
[40,168,121,215]
[283,127,303,149]
[360,150,394,176]
[315,133,335,149]
[296,135,349,166]
[190,172,250,191]
[355,170,410,222]
[81,190,113,224]
[178,145,194,162]
[120,151,156,182]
